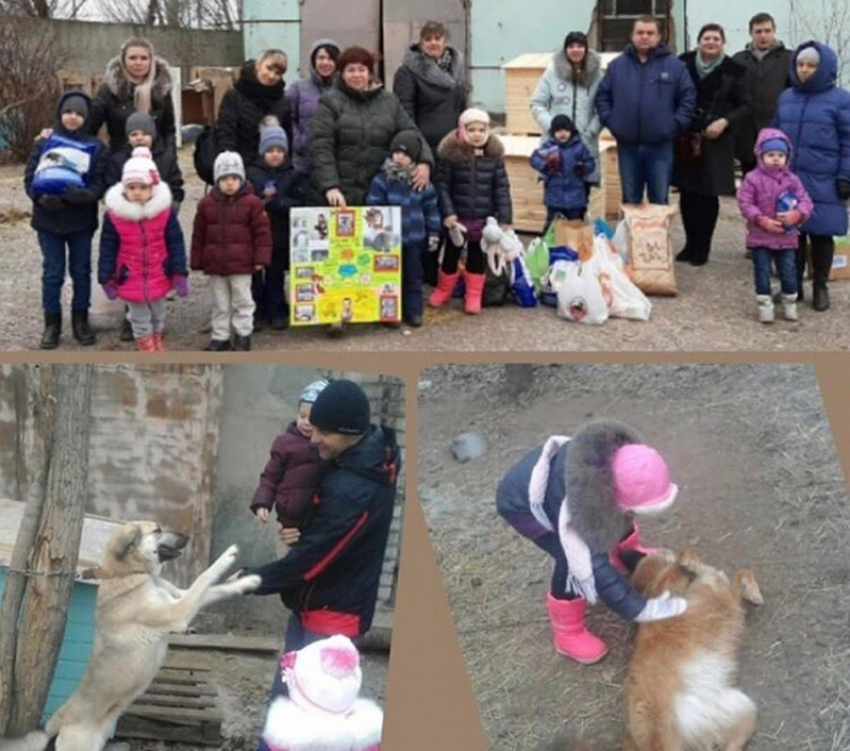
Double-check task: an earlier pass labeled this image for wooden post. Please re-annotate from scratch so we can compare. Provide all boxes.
[7,366,94,735]
[0,366,55,734]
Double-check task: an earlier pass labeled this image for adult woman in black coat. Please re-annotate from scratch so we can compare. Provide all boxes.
[215,49,294,169]
[673,23,751,266]
[89,37,177,155]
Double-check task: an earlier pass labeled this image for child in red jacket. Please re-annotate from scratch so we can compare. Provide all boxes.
[251,379,329,544]
[191,151,272,351]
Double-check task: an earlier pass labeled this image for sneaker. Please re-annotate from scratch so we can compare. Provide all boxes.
[756,295,774,324]
[782,295,798,321]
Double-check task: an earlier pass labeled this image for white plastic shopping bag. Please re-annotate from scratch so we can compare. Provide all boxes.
[556,263,609,325]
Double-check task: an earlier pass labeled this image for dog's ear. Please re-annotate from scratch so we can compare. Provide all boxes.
[113,525,143,560]
[734,569,764,606]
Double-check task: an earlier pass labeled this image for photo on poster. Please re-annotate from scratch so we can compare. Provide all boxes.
[0,365,406,751]
[417,364,850,751]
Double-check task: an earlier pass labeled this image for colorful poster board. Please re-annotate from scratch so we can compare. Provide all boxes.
[289,206,403,326]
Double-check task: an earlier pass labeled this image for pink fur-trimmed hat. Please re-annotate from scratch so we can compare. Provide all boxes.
[611,444,678,515]
[282,635,362,715]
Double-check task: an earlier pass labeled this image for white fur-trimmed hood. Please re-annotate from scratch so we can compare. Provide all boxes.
[103,54,174,101]
[105,182,173,222]
[262,696,383,751]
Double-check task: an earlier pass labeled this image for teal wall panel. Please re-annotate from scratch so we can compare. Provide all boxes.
[243,0,302,85]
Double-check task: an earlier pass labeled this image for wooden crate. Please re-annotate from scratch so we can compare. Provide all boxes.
[501,134,546,233]
[502,53,553,136]
[587,137,622,223]
[116,655,222,746]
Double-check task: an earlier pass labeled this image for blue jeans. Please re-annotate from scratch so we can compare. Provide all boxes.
[617,142,674,205]
[254,615,325,751]
[752,247,797,296]
[38,231,93,314]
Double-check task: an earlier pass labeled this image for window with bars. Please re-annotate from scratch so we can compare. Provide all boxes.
[598,0,672,52]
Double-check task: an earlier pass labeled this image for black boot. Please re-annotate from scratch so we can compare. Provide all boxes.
[71,310,96,345]
[40,312,61,350]
[812,241,833,312]
[120,309,134,342]
[205,339,232,352]
[233,334,251,351]
[813,282,830,311]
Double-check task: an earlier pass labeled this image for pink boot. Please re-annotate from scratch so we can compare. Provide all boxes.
[428,270,459,308]
[610,523,658,575]
[546,593,608,664]
[463,271,486,314]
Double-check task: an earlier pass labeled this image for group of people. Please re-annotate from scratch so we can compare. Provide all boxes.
[23,13,850,350]
[528,13,850,321]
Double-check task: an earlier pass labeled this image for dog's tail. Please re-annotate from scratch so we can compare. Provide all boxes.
[733,569,764,606]
[0,731,52,751]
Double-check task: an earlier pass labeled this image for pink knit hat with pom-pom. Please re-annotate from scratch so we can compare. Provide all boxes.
[611,444,678,515]
[122,146,160,187]
[282,635,363,715]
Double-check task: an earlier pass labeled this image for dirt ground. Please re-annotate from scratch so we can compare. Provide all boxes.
[417,364,850,751]
[2,153,850,352]
[129,637,388,751]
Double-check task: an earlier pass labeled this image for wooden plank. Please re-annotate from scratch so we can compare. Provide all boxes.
[168,633,281,653]
[131,694,217,710]
[123,703,221,724]
[116,714,221,746]
[162,654,212,671]
[147,681,217,698]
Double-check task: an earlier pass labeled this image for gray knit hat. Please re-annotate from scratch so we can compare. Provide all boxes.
[299,379,330,405]
[797,46,821,65]
[125,111,157,139]
[61,94,89,119]
[258,121,289,155]
[214,151,245,183]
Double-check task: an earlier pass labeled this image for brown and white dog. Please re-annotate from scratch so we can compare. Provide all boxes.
[622,548,763,751]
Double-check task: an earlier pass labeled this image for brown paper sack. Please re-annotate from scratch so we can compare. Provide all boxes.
[553,218,594,262]
[622,203,678,296]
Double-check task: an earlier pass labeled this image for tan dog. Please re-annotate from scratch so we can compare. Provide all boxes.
[1,521,260,751]
[622,548,763,751]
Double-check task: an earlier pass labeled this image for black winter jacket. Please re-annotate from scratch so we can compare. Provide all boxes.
[731,43,794,163]
[309,80,434,206]
[248,425,401,636]
[24,92,110,235]
[392,44,468,154]
[215,60,294,169]
[88,55,177,154]
[673,53,752,197]
[247,161,308,252]
[107,141,185,203]
[436,131,512,223]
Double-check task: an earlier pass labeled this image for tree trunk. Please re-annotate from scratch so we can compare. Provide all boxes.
[0,366,54,734]
[7,365,94,735]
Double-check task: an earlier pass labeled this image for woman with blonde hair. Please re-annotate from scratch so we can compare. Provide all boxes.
[216,49,294,170]
[89,37,177,154]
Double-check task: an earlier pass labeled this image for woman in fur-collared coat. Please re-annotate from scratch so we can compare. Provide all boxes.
[89,37,177,154]
[530,31,603,188]
[495,419,687,665]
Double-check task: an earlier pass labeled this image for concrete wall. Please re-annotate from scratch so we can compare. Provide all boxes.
[32,18,244,76]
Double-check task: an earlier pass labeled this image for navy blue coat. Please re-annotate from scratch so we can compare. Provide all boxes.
[247,161,308,252]
[595,44,696,145]
[365,167,442,249]
[247,425,400,636]
[496,441,647,621]
[530,135,596,211]
[24,92,110,235]
[774,42,850,236]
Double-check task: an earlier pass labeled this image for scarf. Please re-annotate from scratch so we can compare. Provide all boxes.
[695,51,726,79]
[435,48,454,72]
[747,40,781,62]
[381,157,414,184]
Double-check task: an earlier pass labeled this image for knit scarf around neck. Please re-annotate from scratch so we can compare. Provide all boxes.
[695,51,725,79]
[381,158,414,184]
[748,40,781,61]
[435,48,454,72]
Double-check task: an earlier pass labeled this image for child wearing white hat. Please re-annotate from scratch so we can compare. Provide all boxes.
[260,635,383,751]
[98,147,188,351]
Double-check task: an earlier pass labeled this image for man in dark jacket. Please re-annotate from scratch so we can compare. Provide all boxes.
[239,379,400,751]
[595,16,696,204]
[732,13,793,174]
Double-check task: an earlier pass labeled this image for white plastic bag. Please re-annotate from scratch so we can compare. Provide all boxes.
[556,263,609,325]
[586,235,652,321]
[612,219,630,266]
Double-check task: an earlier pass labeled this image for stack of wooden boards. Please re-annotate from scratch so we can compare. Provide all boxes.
[500,52,622,231]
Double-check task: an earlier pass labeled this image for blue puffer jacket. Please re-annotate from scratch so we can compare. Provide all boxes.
[365,163,442,249]
[530,134,596,211]
[773,41,850,237]
[595,44,696,145]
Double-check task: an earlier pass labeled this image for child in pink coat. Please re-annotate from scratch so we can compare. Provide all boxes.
[737,128,813,323]
[98,147,188,351]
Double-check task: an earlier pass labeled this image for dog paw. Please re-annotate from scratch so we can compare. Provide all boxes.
[676,547,701,574]
[735,569,764,606]
[236,574,261,593]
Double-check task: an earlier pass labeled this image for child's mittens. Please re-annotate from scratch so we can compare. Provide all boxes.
[102,279,119,301]
[172,275,190,298]
[427,234,441,252]
[62,186,97,204]
[545,151,562,173]
[448,222,467,247]
[779,210,803,227]
[756,215,785,234]
[836,179,850,201]
[38,194,63,211]
[633,591,688,623]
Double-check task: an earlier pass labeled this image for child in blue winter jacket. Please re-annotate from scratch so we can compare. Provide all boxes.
[530,114,596,228]
[365,131,442,327]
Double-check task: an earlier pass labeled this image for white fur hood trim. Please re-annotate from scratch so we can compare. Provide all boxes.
[263,697,383,751]
[105,182,172,222]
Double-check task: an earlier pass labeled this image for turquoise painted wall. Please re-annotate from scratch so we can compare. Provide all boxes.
[243,0,302,85]
[469,0,595,114]
[0,570,97,722]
